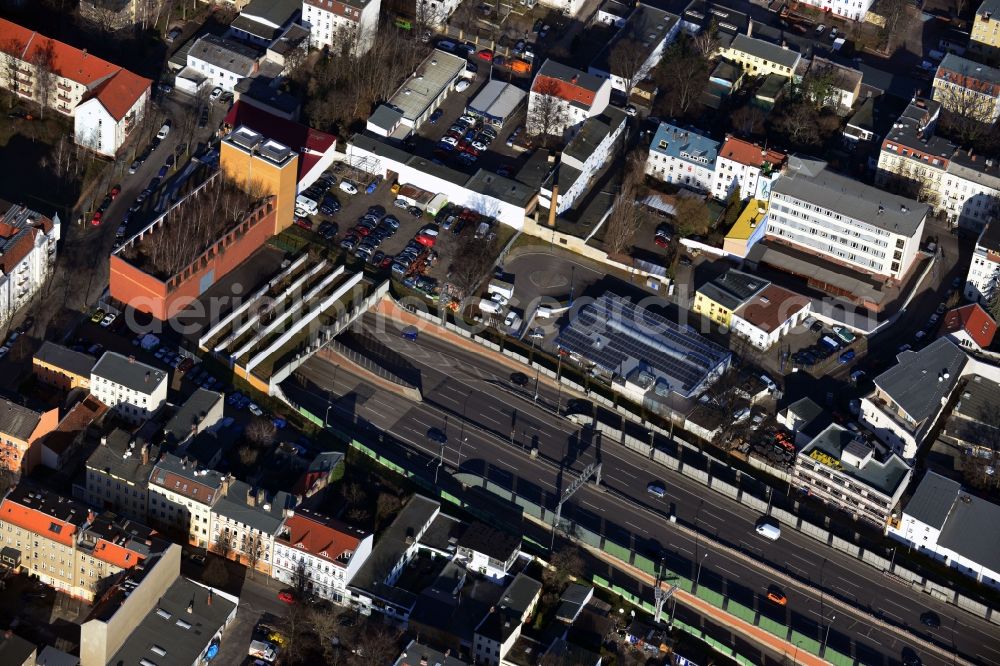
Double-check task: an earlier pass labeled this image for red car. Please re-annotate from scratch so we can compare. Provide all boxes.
[278,591,296,604]
[294,217,313,230]
[477,49,494,61]
[90,211,102,226]
[654,235,669,248]
[415,234,436,248]
[353,225,371,237]
[109,184,121,199]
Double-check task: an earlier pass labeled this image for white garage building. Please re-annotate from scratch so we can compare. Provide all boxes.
[346,133,536,228]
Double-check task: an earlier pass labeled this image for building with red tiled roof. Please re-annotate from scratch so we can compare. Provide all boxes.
[712,135,786,202]
[0,395,59,475]
[0,484,166,601]
[0,17,150,157]
[940,303,998,351]
[273,509,372,603]
[37,394,108,471]
[732,283,812,350]
[527,59,611,139]
[0,201,59,343]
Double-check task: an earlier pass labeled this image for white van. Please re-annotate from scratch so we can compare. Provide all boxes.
[756,521,781,541]
[295,195,318,215]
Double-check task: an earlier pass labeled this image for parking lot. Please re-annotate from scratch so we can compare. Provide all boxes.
[289,164,513,298]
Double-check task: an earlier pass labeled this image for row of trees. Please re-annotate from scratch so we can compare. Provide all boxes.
[0,37,57,119]
[121,175,270,279]
[291,25,432,134]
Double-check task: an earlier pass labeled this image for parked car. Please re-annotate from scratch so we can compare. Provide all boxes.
[156,122,171,139]
[456,79,471,92]
[209,87,223,102]
[339,180,358,195]
[166,27,183,42]
[477,49,494,61]
[100,313,117,328]
[429,109,444,123]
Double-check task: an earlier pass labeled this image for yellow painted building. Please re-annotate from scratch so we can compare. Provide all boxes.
[718,34,801,80]
[693,268,769,327]
[972,0,1000,59]
[220,127,299,233]
[723,199,769,258]
[32,341,96,391]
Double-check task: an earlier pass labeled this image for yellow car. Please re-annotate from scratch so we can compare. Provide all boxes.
[390,182,401,194]
[90,309,105,323]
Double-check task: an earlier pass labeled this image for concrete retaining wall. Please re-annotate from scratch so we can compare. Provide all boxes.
[800,521,831,544]
[740,494,768,512]
[686,466,709,484]
[770,508,797,526]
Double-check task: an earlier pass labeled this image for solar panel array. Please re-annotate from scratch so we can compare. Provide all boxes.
[557,294,731,397]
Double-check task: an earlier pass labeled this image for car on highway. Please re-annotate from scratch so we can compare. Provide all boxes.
[426,427,448,444]
[901,647,921,666]
[919,611,940,628]
[766,586,787,605]
[402,326,418,341]
[646,481,666,498]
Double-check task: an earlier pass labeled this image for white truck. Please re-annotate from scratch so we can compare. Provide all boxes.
[488,279,514,300]
[249,640,277,662]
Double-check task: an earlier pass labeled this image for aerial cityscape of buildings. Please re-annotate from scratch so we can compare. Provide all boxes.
[0,0,1000,664]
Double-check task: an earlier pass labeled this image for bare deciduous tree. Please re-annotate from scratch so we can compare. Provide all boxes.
[0,38,24,105]
[527,77,569,145]
[692,19,721,59]
[542,546,584,591]
[609,38,647,98]
[653,35,709,119]
[604,151,646,256]
[28,39,57,118]
[246,417,277,447]
[213,530,233,559]
[449,227,500,297]
[121,175,271,278]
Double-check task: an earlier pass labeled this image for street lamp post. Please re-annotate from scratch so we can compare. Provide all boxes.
[766,486,773,516]
[457,436,468,467]
[695,553,708,592]
[889,547,897,572]
[822,613,837,656]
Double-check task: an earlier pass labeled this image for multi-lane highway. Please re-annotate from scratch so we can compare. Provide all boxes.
[283,313,1000,666]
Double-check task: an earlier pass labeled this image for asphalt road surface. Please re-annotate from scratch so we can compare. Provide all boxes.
[282,314,1000,666]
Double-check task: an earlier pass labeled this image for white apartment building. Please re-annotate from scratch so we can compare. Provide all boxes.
[455,522,522,583]
[859,337,968,460]
[795,0,873,21]
[184,35,260,93]
[876,98,1000,232]
[0,18,150,157]
[933,54,1000,124]
[272,509,373,603]
[587,6,680,93]
[767,157,927,281]
[645,123,720,192]
[527,60,611,139]
[713,135,786,201]
[542,107,627,214]
[795,424,912,527]
[302,0,381,55]
[890,471,1000,589]
[148,454,227,548]
[472,573,542,666]
[0,202,59,331]
[965,219,1000,301]
[209,480,291,576]
[90,352,167,423]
